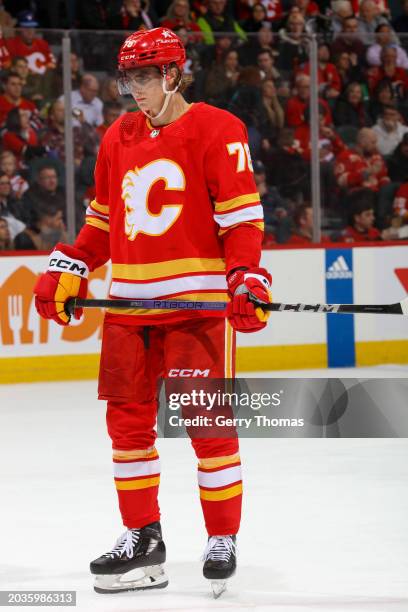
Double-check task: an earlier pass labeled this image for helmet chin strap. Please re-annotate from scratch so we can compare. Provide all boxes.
[140,65,181,121]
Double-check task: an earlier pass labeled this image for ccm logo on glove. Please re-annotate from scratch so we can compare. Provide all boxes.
[48,251,89,277]
[34,245,89,326]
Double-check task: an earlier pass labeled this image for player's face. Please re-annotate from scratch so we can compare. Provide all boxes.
[124,68,164,111]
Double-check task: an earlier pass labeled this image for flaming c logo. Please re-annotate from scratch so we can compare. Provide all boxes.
[0,265,108,346]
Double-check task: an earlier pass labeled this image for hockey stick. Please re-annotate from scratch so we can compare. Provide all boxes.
[65,297,408,316]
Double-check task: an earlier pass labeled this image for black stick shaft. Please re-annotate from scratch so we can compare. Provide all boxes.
[65,298,404,316]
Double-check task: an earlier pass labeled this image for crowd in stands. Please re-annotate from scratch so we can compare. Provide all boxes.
[0,0,407,252]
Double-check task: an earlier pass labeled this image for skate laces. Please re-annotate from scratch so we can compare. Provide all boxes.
[103,529,140,559]
[202,536,236,563]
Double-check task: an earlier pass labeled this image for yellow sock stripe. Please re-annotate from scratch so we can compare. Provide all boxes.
[113,447,158,460]
[200,483,242,501]
[198,453,241,469]
[115,476,160,490]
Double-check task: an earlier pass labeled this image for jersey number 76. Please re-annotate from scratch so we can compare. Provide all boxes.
[227,142,254,173]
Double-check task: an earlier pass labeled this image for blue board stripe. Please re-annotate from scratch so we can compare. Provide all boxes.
[325,249,356,368]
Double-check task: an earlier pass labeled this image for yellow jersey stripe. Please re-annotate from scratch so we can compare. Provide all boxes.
[86,217,110,232]
[115,476,160,490]
[112,258,226,281]
[200,483,243,501]
[214,193,260,212]
[218,220,264,236]
[90,199,109,215]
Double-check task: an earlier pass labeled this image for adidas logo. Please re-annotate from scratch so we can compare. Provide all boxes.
[326,255,353,279]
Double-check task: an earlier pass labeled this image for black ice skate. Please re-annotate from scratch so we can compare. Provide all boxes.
[90,521,168,593]
[202,535,237,598]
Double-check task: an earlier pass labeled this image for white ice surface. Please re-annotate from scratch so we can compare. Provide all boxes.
[1,368,408,612]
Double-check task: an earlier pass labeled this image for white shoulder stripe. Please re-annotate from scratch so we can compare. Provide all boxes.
[214,205,264,227]
[110,274,227,299]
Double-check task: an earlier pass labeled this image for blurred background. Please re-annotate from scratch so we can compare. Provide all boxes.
[0,0,406,250]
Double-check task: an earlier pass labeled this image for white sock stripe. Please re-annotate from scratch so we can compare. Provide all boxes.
[113,458,161,478]
[198,465,242,488]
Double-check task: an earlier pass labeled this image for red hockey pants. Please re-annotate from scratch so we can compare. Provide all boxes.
[98,317,242,535]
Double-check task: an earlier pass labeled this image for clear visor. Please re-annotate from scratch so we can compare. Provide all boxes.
[116,68,163,96]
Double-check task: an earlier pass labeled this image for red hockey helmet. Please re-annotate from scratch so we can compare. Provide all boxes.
[118,27,186,73]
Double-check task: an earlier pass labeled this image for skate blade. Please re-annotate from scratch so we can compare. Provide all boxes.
[211,579,227,599]
[94,564,168,594]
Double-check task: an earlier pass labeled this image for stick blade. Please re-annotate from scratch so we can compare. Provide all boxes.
[400,297,408,315]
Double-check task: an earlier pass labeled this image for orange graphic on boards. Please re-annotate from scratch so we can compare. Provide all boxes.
[0,265,108,346]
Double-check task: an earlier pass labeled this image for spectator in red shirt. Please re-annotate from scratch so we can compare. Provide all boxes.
[334,127,390,191]
[294,104,345,161]
[285,203,330,244]
[293,0,320,19]
[5,11,56,75]
[368,46,408,96]
[161,0,202,40]
[298,42,342,99]
[2,107,44,164]
[286,74,332,127]
[0,28,11,70]
[0,72,36,126]
[392,182,408,222]
[341,189,382,241]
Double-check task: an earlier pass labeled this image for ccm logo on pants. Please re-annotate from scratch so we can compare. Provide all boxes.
[168,369,210,377]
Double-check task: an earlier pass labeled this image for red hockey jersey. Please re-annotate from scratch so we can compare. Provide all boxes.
[79,103,263,324]
[5,36,55,75]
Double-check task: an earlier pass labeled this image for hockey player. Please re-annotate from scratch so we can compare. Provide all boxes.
[34,27,272,598]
